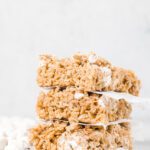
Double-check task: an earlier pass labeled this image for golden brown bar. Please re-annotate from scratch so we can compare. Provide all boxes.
[37,87,132,124]
[29,121,132,150]
[37,53,140,96]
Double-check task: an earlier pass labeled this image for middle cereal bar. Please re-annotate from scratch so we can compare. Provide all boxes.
[37,87,132,124]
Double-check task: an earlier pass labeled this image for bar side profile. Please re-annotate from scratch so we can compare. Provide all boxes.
[36,87,132,124]
[37,53,140,96]
[29,121,132,150]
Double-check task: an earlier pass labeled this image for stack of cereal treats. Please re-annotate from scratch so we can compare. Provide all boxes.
[30,53,140,150]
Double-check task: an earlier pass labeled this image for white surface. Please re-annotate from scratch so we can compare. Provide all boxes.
[0,1,150,146]
[134,142,150,150]
[0,117,35,150]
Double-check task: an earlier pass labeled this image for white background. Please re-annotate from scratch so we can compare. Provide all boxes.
[0,0,150,120]
[0,1,150,148]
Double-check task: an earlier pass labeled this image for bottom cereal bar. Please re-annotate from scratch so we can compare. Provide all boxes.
[29,121,132,150]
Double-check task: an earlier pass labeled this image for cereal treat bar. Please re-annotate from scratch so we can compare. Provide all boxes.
[37,87,132,124]
[37,53,140,96]
[29,121,132,150]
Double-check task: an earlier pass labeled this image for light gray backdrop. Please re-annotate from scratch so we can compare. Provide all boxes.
[0,0,150,118]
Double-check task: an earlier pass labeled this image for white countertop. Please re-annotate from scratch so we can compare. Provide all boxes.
[134,142,150,150]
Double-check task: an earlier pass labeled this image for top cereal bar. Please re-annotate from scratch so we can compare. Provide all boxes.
[37,53,141,96]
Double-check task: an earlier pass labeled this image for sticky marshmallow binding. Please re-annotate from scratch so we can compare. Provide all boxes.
[92,91,150,104]
[74,93,85,99]
[100,67,112,87]
[38,118,131,129]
